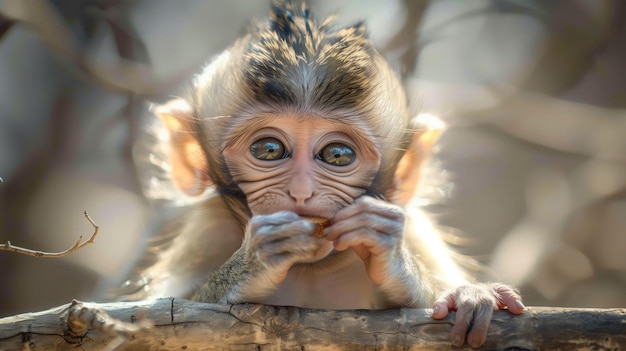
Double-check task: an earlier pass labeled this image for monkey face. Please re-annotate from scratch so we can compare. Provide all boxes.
[222,114,382,219]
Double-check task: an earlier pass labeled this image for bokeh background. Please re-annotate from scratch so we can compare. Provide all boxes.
[1,0,624,317]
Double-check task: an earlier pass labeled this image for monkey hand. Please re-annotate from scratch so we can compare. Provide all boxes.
[324,196,406,285]
[248,211,324,285]
[432,283,525,348]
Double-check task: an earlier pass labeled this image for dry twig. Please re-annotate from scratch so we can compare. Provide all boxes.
[0,211,99,258]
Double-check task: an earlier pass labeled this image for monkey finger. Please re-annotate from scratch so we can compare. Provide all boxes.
[332,196,405,224]
[257,235,320,256]
[325,214,402,242]
[465,303,494,348]
[258,247,317,267]
[448,302,475,347]
[332,228,394,255]
[431,293,455,319]
[332,229,376,252]
[256,236,322,265]
[253,233,317,257]
[492,283,525,314]
[332,230,402,284]
[249,211,301,232]
[253,220,316,243]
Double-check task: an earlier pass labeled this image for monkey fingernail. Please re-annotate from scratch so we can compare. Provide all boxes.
[470,338,484,348]
[433,306,440,314]
[452,336,462,346]
[516,300,525,310]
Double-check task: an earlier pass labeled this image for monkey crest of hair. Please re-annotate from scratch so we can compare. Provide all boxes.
[249,1,373,110]
[192,0,413,203]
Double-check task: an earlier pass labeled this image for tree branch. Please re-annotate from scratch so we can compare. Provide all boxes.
[0,299,624,350]
[0,211,99,258]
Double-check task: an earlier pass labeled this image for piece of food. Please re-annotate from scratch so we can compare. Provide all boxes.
[301,216,331,238]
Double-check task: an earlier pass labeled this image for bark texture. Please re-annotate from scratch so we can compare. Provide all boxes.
[0,298,624,350]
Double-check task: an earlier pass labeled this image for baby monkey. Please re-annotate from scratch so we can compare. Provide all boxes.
[125,0,524,348]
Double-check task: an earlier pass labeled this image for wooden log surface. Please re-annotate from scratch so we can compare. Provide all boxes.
[0,298,624,350]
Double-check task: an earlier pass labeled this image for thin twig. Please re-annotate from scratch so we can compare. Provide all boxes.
[0,211,99,258]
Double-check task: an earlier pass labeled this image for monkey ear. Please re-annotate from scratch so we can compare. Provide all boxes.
[153,99,212,196]
[389,113,446,207]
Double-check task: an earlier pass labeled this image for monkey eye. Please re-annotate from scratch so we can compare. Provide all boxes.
[317,143,355,166]
[250,137,288,161]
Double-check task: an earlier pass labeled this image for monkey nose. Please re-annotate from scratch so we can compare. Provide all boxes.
[288,187,314,206]
[287,176,315,206]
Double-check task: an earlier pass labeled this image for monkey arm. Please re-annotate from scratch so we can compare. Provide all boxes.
[325,196,437,308]
[375,244,437,308]
[191,239,291,305]
[191,248,263,304]
[192,211,325,304]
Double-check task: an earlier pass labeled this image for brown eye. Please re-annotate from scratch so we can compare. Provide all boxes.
[318,143,355,166]
[250,137,288,160]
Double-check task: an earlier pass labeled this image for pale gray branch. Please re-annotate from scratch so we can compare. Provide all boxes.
[0,298,624,350]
